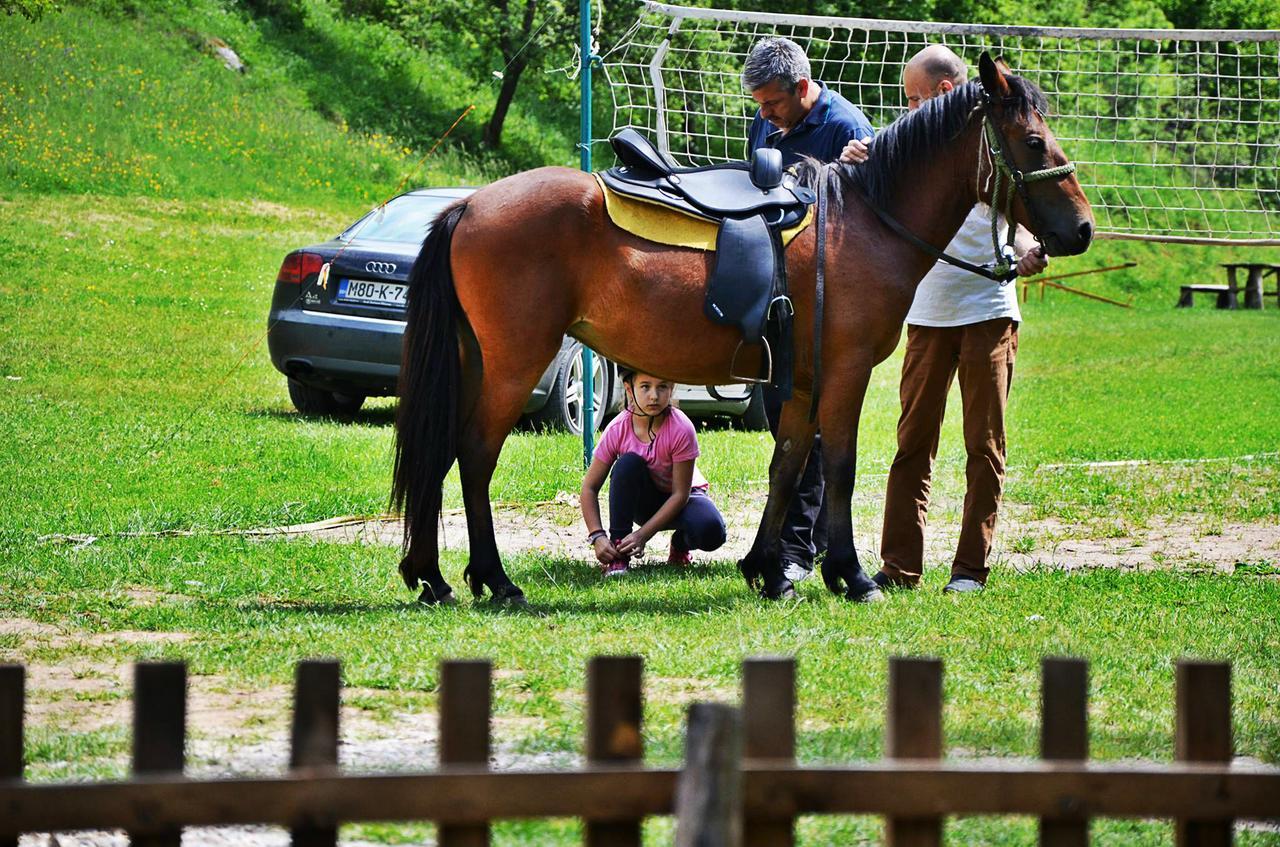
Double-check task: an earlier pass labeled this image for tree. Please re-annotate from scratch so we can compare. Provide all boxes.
[386,0,577,151]
[1,0,59,20]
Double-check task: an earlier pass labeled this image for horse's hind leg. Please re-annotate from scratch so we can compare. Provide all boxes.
[456,330,562,604]
[402,520,455,605]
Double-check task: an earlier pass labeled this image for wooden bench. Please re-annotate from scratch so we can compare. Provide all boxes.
[1177,284,1237,309]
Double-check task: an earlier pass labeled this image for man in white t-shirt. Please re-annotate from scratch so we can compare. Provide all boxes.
[843,45,1046,593]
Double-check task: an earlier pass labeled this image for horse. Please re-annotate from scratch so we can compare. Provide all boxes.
[392,53,1094,605]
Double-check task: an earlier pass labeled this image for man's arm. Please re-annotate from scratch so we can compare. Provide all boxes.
[836,115,875,164]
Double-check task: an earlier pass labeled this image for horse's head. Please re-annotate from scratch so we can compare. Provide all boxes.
[978,53,1094,256]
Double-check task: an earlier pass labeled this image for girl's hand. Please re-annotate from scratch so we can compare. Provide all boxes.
[593,536,621,564]
[616,530,650,557]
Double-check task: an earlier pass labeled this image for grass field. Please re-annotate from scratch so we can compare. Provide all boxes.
[3,190,1279,844]
[2,3,1279,845]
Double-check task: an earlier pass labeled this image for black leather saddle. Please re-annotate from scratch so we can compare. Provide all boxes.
[600,129,816,396]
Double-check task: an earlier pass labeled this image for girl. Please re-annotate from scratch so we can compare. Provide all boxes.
[580,370,727,576]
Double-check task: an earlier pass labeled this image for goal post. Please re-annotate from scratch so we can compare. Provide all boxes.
[598,2,1280,245]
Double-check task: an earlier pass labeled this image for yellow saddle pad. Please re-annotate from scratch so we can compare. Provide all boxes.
[594,173,813,251]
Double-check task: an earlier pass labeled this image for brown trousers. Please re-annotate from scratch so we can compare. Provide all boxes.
[879,318,1018,585]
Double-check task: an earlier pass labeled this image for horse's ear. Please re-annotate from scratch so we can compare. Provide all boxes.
[979,51,1011,99]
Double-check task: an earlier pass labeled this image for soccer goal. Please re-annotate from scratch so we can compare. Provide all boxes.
[599,2,1280,245]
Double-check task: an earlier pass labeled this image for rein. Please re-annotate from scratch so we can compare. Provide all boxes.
[847,92,1077,283]
[808,173,827,424]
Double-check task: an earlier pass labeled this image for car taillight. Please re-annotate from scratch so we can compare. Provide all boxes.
[276,251,325,285]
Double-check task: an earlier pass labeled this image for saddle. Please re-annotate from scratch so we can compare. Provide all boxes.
[600,130,816,397]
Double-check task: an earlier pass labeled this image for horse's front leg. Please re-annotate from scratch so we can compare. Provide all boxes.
[817,360,883,602]
[740,391,818,600]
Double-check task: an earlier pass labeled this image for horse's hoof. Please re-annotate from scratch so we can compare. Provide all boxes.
[845,585,886,603]
[398,557,420,591]
[489,585,527,607]
[758,579,796,601]
[417,587,457,606]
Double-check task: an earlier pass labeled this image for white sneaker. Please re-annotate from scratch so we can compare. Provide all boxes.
[783,561,814,583]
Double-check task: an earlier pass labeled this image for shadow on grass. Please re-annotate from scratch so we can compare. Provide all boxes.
[245,405,397,427]
[228,562,781,617]
[233,591,771,618]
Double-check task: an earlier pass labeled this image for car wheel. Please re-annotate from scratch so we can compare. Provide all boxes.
[528,342,608,435]
[287,378,365,417]
[740,385,769,431]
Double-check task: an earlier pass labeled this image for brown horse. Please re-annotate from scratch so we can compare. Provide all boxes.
[392,54,1093,604]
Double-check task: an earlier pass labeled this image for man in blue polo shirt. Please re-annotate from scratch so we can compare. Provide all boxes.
[745,37,874,166]
[742,37,874,585]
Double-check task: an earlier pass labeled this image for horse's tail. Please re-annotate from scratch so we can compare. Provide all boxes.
[391,200,468,588]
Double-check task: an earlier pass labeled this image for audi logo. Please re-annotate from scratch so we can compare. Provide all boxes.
[365,261,397,274]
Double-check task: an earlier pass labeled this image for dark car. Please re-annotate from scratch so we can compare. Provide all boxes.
[266,187,619,433]
[267,187,766,432]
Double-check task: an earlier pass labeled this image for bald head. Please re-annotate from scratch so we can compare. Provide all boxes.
[903,45,967,110]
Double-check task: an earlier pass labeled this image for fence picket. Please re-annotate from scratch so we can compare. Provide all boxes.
[1,665,23,847]
[886,658,943,847]
[131,661,186,847]
[1175,661,1233,847]
[586,655,644,847]
[676,703,743,847]
[439,659,492,847]
[742,656,795,847]
[1039,658,1089,847]
[290,659,341,847]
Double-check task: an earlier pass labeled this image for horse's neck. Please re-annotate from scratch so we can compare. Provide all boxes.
[878,120,984,278]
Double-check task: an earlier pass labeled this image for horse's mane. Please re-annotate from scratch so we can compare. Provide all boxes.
[793,75,1049,213]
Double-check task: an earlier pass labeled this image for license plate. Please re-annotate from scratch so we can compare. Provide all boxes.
[336,278,407,307]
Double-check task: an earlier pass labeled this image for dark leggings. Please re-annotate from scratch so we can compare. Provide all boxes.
[608,453,727,551]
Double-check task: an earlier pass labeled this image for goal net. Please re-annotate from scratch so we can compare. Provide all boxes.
[599,2,1280,245]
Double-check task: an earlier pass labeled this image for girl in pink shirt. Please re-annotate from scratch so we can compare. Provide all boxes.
[580,370,726,576]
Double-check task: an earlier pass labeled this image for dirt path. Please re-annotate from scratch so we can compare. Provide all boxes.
[261,497,1280,574]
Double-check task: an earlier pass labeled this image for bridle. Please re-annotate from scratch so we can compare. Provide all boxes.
[979,92,1077,278]
[846,86,1077,283]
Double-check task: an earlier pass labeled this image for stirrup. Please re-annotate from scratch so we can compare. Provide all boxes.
[728,337,772,385]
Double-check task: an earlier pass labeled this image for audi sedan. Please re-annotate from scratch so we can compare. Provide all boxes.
[266,187,765,432]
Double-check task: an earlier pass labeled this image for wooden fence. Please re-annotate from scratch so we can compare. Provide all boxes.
[1,656,1278,846]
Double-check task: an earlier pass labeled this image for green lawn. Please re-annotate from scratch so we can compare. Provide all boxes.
[1,190,1278,844]
[2,3,1279,844]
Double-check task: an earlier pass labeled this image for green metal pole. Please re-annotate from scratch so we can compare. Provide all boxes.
[579,0,597,468]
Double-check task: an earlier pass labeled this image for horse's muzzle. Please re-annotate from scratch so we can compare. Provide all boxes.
[1045,219,1094,256]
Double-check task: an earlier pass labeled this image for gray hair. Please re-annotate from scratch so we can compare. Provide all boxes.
[742,37,812,93]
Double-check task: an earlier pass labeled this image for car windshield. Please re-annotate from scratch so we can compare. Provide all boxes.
[338,194,458,244]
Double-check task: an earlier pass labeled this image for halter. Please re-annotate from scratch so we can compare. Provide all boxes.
[979,94,1077,278]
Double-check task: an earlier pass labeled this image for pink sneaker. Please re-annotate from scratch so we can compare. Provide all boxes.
[601,545,630,576]
[667,538,692,567]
